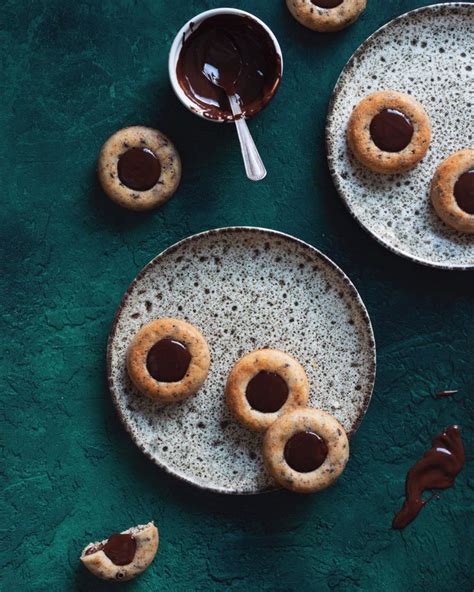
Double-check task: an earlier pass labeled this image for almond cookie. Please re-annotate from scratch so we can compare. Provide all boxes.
[430,149,474,234]
[127,318,210,403]
[81,522,158,582]
[263,407,349,493]
[347,91,431,174]
[286,0,366,33]
[225,349,309,433]
[98,126,181,211]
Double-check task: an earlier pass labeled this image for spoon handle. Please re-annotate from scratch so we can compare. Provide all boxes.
[228,95,267,182]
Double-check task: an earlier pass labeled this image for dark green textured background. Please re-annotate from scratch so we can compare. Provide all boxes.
[1,1,473,590]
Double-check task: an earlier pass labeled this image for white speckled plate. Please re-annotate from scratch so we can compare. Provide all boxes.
[327,3,474,270]
[107,228,375,494]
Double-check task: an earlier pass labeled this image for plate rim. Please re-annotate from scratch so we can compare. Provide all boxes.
[107,226,377,495]
[326,2,474,271]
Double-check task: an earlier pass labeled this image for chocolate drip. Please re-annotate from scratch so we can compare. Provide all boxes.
[435,389,458,399]
[392,426,464,530]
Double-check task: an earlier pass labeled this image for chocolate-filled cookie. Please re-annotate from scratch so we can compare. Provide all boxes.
[127,318,210,403]
[225,349,309,432]
[347,91,431,174]
[81,522,159,582]
[430,149,474,234]
[286,0,366,33]
[263,407,349,493]
[98,126,181,211]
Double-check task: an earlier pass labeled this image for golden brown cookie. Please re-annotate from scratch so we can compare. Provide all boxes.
[347,91,431,174]
[286,0,366,33]
[430,149,474,234]
[97,126,181,211]
[80,522,159,582]
[262,407,349,493]
[127,318,210,403]
[225,349,309,433]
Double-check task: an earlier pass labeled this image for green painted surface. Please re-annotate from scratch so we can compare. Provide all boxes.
[1,1,473,590]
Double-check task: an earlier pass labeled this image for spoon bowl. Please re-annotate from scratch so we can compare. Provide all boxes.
[202,30,242,94]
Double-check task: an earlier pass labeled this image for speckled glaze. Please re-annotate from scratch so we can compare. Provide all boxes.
[107,228,375,494]
[327,3,474,270]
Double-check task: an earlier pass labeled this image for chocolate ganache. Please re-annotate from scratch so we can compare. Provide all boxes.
[245,371,289,413]
[118,148,161,191]
[284,431,328,473]
[85,533,136,566]
[176,14,281,120]
[103,533,136,566]
[146,339,191,382]
[370,109,414,152]
[311,0,344,7]
[392,426,464,530]
[454,169,474,214]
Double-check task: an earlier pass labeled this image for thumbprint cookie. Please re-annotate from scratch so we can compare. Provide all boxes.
[98,126,181,211]
[81,522,159,582]
[127,318,210,403]
[263,407,349,493]
[347,91,431,174]
[286,0,366,33]
[225,349,309,433]
[430,149,474,234]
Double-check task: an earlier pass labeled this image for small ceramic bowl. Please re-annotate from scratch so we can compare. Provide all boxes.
[168,8,283,122]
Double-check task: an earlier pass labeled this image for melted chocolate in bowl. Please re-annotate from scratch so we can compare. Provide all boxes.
[311,0,344,7]
[454,169,474,214]
[284,431,328,473]
[392,426,465,530]
[176,14,281,120]
[245,371,289,413]
[370,108,414,152]
[118,148,161,191]
[146,339,191,382]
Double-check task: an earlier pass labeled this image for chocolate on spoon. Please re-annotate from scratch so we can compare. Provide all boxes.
[202,31,242,96]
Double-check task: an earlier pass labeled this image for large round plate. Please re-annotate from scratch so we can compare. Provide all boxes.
[107,228,376,494]
[327,3,474,270]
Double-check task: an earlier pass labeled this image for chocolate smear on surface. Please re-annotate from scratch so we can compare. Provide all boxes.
[392,426,464,530]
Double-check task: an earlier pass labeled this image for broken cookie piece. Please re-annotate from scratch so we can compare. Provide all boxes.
[80,521,159,582]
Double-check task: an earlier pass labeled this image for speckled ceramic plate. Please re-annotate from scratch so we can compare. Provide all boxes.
[107,228,376,494]
[327,3,474,270]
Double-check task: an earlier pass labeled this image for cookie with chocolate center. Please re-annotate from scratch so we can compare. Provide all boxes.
[127,318,210,403]
[286,0,366,33]
[347,91,431,174]
[430,149,474,234]
[226,349,309,432]
[98,126,181,211]
[263,407,349,493]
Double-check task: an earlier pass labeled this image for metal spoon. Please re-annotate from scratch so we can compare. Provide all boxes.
[202,32,267,181]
